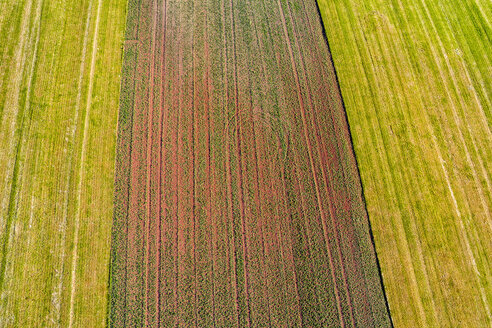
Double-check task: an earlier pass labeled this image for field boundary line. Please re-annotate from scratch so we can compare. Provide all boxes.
[285,2,359,325]
[276,0,347,326]
[324,2,434,324]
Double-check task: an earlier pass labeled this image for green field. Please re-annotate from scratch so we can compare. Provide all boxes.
[318,0,491,326]
[0,0,126,326]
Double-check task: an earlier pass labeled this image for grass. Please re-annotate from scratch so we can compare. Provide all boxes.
[317,0,491,326]
[0,0,126,326]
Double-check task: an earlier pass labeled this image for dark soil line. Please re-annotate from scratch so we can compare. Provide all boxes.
[312,1,395,326]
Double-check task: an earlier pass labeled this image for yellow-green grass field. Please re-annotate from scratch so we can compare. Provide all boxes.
[0,0,126,326]
[318,0,491,327]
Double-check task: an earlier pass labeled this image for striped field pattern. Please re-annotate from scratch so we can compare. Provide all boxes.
[318,0,491,327]
[0,0,126,326]
[109,0,391,326]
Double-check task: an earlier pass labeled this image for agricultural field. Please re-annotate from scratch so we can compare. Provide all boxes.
[318,0,491,327]
[109,0,390,326]
[0,0,126,326]
[1,0,490,326]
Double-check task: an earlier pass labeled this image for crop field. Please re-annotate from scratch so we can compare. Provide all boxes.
[109,0,391,326]
[0,0,126,326]
[318,0,491,327]
[1,0,490,326]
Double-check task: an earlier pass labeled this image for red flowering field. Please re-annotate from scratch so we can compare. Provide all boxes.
[109,0,391,326]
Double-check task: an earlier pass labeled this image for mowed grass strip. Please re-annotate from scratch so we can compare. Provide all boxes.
[317,0,491,327]
[0,0,126,326]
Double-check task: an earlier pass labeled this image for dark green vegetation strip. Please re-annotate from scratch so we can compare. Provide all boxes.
[109,0,391,326]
